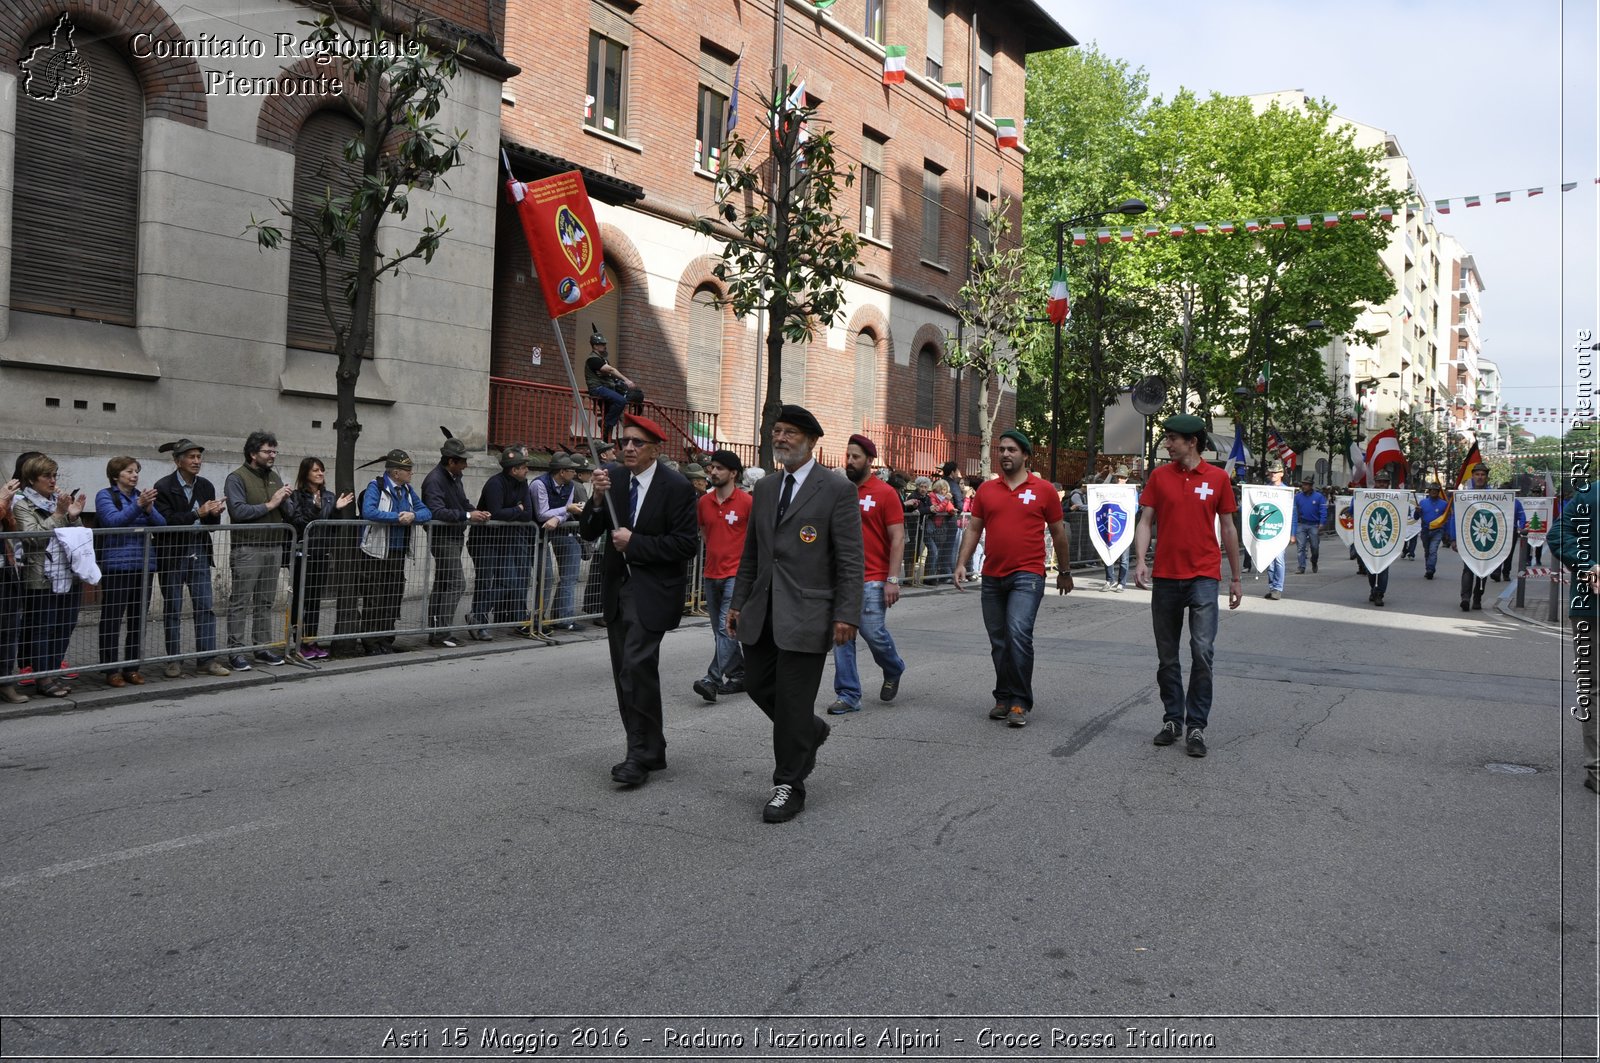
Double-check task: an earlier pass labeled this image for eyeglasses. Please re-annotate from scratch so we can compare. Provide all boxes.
[619,437,651,449]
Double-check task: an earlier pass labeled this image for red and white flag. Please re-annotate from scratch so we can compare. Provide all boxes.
[1365,428,1406,485]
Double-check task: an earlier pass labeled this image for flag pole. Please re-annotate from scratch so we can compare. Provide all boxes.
[551,315,622,530]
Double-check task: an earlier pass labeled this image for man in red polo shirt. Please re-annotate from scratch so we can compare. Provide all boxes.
[828,434,908,714]
[1132,413,1243,759]
[693,449,752,702]
[954,429,1073,728]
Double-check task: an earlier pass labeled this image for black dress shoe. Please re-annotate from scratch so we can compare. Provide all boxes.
[692,678,719,702]
[610,760,649,786]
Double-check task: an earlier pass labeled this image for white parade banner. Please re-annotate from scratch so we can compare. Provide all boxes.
[1335,497,1356,546]
[1456,490,1517,578]
[1086,483,1140,567]
[1402,490,1421,542]
[1523,497,1554,548]
[1240,485,1295,571]
[1352,489,1409,575]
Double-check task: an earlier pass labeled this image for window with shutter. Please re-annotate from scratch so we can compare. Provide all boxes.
[782,338,807,405]
[12,37,143,325]
[916,346,937,428]
[687,288,722,411]
[921,164,942,264]
[286,110,372,355]
[925,0,946,80]
[852,331,877,430]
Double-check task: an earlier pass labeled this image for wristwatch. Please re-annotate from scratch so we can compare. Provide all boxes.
[886,576,901,585]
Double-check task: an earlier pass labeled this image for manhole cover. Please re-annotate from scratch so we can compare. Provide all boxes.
[1485,762,1538,775]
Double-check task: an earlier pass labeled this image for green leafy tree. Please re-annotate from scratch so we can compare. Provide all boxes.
[944,202,1030,469]
[695,79,860,469]
[249,0,466,495]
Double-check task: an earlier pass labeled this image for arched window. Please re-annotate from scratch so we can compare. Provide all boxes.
[686,287,722,411]
[852,330,877,430]
[782,338,807,405]
[916,345,938,428]
[12,36,143,324]
[286,110,369,353]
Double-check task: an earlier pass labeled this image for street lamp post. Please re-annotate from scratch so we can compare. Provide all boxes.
[1049,198,1147,483]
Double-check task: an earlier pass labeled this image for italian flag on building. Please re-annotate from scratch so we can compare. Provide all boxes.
[994,118,1019,148]
[1046,268,1071,326]
[944,82,965,110]
[882,45,907,83]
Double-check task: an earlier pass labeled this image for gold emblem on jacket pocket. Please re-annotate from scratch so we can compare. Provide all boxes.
[799,525,818,544]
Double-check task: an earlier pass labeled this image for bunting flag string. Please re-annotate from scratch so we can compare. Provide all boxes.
[1427,179,1595,214]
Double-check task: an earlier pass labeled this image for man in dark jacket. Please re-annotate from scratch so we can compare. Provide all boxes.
[1545,478,1599,794]
[422,434,488,647]
[579,413,699,788]
[153,439,230,678]
[223,430,291,669]
[466,445,535,640]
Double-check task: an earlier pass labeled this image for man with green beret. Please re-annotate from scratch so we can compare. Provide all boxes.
[1133,413,1242,759]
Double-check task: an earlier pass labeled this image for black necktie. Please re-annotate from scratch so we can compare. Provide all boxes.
[629,476,640,525]
[776,474,795,526]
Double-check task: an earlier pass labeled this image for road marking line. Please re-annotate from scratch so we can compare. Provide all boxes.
[0,820,289,890]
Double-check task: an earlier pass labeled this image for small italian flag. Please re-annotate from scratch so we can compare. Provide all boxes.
[1296,215,1313,231]
[1255,366,1269,394]
[1464,195,1481,208]
[1119,227,1135,242]
[882,45,907,83]
[1528,187,1544,197]
[1046,267,1071,326]
[1071,229,1087,246]
[1193,221,1211,235]
[944,82,965,110]
[1562,181,1578,191]
[1376,206,1395,220]
[1218,220,1236,234]
[1435,199,1451,214]
[994,118,1018,148]
[1269,217,1286,230]
[1244,219,1261,233]
[1322,212,1339,228]
[1494,191,1511,203]
[1096,227,1112,244]
[1143,223,1161,238]
[1349,207,1369,220]
[1168,224,1186,238]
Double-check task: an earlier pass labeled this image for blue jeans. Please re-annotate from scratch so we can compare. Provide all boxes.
[541,533,582,623]
[591,385,628,435]
[1420,528,1445,574]
[159,552,219,663]
[1150,577,1219,730]
[702,575,743,684]
[980,571,1046,710]
[1265,555,1284,592]
[23,584,82,676]
[1105,550,1129,586]
[833,580,905,706]
[1295,531,1320,572]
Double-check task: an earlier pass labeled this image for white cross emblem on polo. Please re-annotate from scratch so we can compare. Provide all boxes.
[1195,482,1214,501]
[1019,489,1036,505]
[724,510,739,525]
[860,496,876,511]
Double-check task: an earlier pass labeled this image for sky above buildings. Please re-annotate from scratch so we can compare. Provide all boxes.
[1039,0,1598,424]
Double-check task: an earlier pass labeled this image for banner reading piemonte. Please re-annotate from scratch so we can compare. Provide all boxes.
[1456,490,1517,577]
[508,170,611,318]
[1086,483,1139,567]
[1523,497,1554,548]
[1352,489,1408,575]
[1240,484,1295,571]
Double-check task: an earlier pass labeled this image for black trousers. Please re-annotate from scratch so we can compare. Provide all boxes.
[742,615,829,789]
[606,581,667,764]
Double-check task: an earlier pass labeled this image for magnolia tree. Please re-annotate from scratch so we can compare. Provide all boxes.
[249,0,466,495]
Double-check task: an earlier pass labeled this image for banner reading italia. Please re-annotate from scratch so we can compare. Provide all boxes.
[1352,489,1408,575]
[507,170,611,318]
[1523,497,1554,548]
[1086,484,1139,567]
[1240,484,1294,571]
[1455,490,1517,578]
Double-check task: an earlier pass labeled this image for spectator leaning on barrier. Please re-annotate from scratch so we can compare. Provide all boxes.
[223,430,292,670]
[467,445,535,640]
[285,456,355,660]
[533,453,585,633]
[0,471,25,703]
[152,439,229,678]
[357,449,432,655]
[95,456,165,687]
[14,454,87,699]
[422,434,488,649]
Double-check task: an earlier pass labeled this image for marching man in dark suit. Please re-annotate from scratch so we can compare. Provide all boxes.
[728,405,864,823]
[580,413,700,788]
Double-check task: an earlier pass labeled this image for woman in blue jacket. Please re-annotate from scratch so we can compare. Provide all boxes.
[95,456,166,686]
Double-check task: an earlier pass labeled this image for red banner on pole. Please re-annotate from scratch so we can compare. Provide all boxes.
[507,170,610,318]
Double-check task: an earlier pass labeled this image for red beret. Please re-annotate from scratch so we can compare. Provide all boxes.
[621,412,668,443]
[847,433,877,459]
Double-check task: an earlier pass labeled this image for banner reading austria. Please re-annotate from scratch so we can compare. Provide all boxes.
[1353,489,1408,575]
[1240,484,1294,571]
[1455,490,1517,578]
[1086,483,1139,567]
[507,170,610,318]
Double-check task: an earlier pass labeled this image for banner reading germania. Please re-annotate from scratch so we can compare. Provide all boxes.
[1523,497,1554,548]
[1240,484,1294,571]
[507,171,611,318]
[1353,489,1408,575]
[1086,483,1139,567]
[1456,490,1517,577]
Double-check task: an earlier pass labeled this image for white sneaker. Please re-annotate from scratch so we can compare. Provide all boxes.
[1112,583,1124,593]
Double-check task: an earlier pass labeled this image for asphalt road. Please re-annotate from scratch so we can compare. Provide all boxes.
[2,549,1594,1061]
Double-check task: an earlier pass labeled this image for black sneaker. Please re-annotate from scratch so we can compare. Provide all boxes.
[718,677,745,695]
[228,654,253,672]
[988,701,1010,720]
[1006,705,1028,728]
[692,678,719,703]
[879,675,901,702]
[826,700,859,715]
[1373,594,1384,607]
[1186,728,1208,758]
[254,650,285,666]
[1153,720,1181,746]
[762,784,805,823]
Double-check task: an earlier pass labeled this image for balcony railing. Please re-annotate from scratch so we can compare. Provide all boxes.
[488,377,722,459]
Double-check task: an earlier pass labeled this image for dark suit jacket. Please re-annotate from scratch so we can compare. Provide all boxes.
[152,470,222,568]
[578,460,699,632]
[732,462,864,653]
